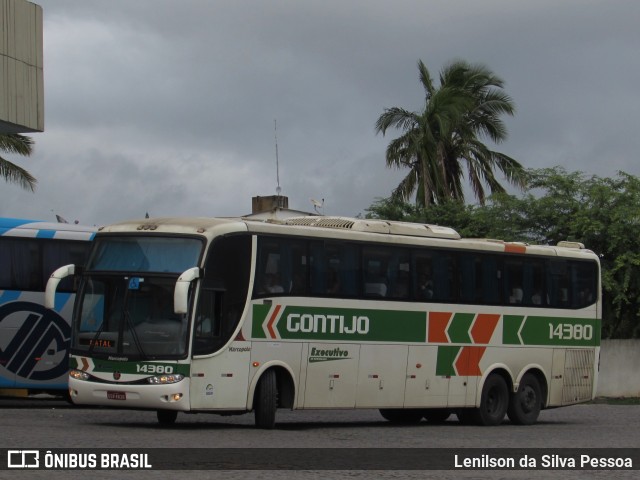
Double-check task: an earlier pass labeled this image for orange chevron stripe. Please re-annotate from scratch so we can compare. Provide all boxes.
[471,314,500,344]
[455,346,486,376]
[428,311,452,343]
[267,304,282,339]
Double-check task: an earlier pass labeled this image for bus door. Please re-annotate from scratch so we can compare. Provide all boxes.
[189,286,251,410]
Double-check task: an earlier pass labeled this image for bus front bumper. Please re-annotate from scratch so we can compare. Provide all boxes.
[68,376,191,411]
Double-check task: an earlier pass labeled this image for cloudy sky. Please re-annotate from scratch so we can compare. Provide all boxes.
[2,0,639,225]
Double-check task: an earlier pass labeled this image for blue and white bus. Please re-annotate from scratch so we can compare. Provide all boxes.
[0,218,96,394]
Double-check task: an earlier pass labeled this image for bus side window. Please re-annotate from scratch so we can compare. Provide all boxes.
[309,241,326,295]
[199,234,251,355]
[524,260,545,306]
[0,239,10,288]
[505,259,524,304]
[547,260,569,308]
[363,247,390,298]
[289,241,309,296]
[459,254,482,303]
[482,256,500,304]
[571,261,597,308]
[414,252,434,301]
[4,238,40,290]
[42,240,91,292]
[432,252,455,302]
[193,288,223,356]
[389,254,411,300]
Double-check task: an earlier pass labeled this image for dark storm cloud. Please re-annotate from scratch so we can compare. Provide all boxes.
[2,0,638,224]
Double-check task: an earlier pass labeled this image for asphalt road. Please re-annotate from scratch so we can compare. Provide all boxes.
[1,397,638,480]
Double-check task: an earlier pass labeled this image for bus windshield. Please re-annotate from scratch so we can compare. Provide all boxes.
[72,235,204,359]
[88,236,203,273]
[73,274,189,359]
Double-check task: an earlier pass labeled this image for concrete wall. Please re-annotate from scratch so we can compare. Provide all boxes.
[596,339,640,397]
[0,0,44,133]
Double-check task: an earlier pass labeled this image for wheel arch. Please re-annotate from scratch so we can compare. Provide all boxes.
[476,365,513,407]
[515,365,549,409]
[247,361,296,410]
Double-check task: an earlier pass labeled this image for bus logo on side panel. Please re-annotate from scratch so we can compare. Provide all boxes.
[0,301,70,381]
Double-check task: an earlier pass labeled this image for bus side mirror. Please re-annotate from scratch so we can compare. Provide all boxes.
[174,267,200,314]
[45,264,76,309]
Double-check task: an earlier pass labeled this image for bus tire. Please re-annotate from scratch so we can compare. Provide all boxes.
[474,374,508,426]
[507,373,542,425]
[423,408,450,424]
[379,409,423,424]
[157,409,178,426]
[254,369,277,429]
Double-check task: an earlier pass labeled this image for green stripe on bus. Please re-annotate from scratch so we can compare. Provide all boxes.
[252,304,271,339]
[520,316,601,346]
[436,345,460,376]
[447,313,475,343]
[252,304,427,342]
[74,358,190,376]
[503,315,525,345]
[503,315,601,346]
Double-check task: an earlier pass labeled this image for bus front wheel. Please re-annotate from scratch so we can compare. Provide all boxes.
[254,369,277,429]
[507,373,542,425]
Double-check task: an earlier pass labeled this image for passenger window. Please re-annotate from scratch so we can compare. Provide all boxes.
[414,253,435,301]
[363,247,391,298]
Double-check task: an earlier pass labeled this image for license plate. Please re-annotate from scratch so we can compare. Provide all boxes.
[107,391,126,400]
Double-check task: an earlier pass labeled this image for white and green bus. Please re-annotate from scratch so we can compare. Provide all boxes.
[46,215,600,427]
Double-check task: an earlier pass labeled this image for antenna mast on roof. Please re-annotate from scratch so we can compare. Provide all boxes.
[274,119,281,196]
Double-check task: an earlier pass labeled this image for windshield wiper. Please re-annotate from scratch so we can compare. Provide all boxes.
[123,306,149,360]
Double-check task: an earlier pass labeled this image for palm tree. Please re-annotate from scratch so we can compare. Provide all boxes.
[0,133,37,191]
[375,59,527,206]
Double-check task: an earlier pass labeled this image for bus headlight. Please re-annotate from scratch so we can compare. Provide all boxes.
[69,369,90,381]
[147,374,184,385]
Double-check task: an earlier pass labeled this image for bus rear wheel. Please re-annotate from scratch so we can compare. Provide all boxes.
[507,373,542,425]
[379,409,423,424]
[254,369,278,429]
[474,374,508,426]
[157,409,178,426]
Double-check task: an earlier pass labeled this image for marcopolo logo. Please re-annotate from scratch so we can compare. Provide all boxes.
[309,346,351,363]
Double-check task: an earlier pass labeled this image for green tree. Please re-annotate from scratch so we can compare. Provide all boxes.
[365,167,640,338]
[0,133,37,191]
[375,59,527,206]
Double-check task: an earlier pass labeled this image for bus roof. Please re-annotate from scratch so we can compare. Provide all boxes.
[95,215,598,261]
[95,216,459,239]
[0,217,97,240]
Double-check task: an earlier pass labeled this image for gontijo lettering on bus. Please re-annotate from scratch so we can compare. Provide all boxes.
[252,304,426,342]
